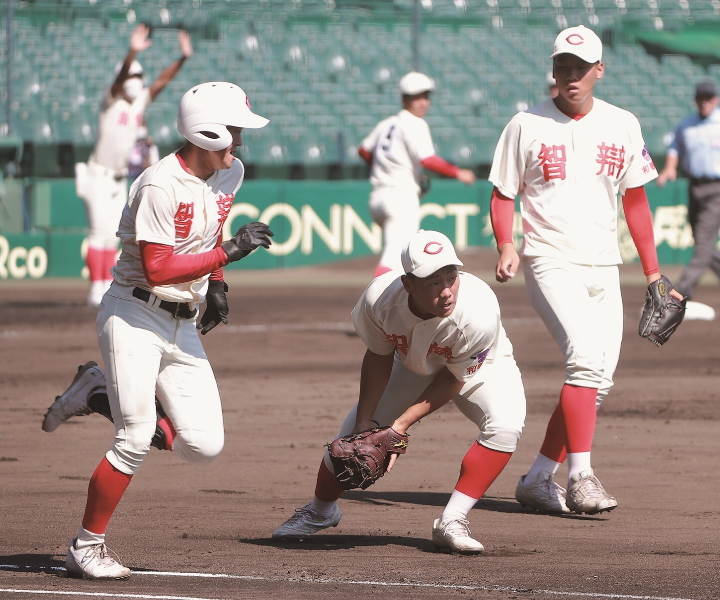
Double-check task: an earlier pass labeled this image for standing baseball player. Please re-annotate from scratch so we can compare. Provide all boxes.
[43,82,273,580]
[656,81,720,308]
[273,230,526,554]
[77,24,192,307]
[358,72,476,278]
[489,26,683,515]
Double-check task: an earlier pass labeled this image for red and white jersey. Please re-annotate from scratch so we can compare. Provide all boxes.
[89,88,152,172]
[112,152,243,304]
[361,109,435,194]
[489,98,658,265]
[352,271,514,382]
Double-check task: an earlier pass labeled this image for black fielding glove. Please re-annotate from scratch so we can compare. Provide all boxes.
[638,275,687,346]
[197,280,229,335]
[221,221,274,263]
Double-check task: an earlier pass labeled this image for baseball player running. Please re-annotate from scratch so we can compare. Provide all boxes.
[273,230,526,554]
[77,24,192,307]
[43,82,273,580]
[489,26,683,514]
[358,72,476,278]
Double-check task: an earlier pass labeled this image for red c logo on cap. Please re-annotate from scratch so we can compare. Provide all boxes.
[424,242,443,255]
[246,94,252,109]
[566,34,585,45]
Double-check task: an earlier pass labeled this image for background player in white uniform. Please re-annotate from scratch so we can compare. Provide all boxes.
[47,82,273,580]
[358,72,476,277]
[273,230,526,554]
[489,26,683,515]
[127,119,160,179]
[77,24,192,307]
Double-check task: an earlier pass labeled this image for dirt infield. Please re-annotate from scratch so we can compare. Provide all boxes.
[1,249,718,600]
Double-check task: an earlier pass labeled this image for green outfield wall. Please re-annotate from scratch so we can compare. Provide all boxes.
[0,178,703,280]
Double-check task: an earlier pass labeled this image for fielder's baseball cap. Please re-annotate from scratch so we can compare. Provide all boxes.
[695,81,717,97]
[551,25,602,63]
[399,71,436,96]
[401,230,463,278]
[114,60,144,78]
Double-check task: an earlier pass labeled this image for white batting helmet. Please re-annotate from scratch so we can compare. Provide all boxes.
[399,71,435,96]
[176,82,269,151]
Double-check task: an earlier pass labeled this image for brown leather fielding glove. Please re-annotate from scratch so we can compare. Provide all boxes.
[327,426,409,490]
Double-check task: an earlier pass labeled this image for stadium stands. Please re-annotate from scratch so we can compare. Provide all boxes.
[2,0,720,177]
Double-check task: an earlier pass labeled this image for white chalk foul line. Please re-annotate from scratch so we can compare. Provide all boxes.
[0,590,225,600]
[0,565,702,600]
[224,322,354,333]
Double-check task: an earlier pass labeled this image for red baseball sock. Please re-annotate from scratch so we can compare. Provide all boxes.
[539,403,568,464]
[86,246,105,282]
[156,415,176,450]
[314,460,344,502]
[81,457,133,534]
[559,384,597,453]
[454,442,512,500]
[102,248,118,280]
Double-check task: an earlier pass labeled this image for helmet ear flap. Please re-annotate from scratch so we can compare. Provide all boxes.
[182,122,232,151]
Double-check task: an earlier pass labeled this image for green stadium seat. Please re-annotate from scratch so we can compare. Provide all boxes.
[11,0,720,175]
[13,105,53,144]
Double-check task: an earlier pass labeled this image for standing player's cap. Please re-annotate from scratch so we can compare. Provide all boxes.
[551,25,602,63]
[695,81,717,98]
[399,72,436,96]
[401,230,463,278]
[114,60,144,78]
[177,81,269,151]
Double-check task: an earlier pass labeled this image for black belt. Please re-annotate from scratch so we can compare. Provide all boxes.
[690,177,720,184]
[132,287,197,320]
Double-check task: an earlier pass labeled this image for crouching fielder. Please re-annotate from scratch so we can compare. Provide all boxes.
[273,230,526,554]
[51,82,272,580]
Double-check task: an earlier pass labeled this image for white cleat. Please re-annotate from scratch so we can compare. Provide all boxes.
[515,470,571,514]
[684,300,716,321]
[272,504,342,539]
[42,362,106,432]
[65,538,131,580]
[566,469,618,514]
[432,518,484,555]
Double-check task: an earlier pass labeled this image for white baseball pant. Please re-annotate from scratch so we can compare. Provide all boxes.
[78,161,128,249]
[97,283,225,475]
[369,187,421,272]
[522,257,623,407]
[324,353,526,472]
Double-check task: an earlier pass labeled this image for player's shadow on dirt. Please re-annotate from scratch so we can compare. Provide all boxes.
[245,535,438,553]
[344,491,607,520]
[0,554,66,575]
[343,490,522,513]
[0,554,166,579]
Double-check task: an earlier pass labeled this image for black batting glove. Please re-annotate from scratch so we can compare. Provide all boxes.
[197,280,229,335]
[221,221,274,263]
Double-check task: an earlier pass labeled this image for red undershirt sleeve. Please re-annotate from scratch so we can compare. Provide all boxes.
[139,241,229,287]
[358,147,372,164]
[621,186,659,276]
[420,155,459,178]
[490,187,515,248]
[209,235,225,282]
